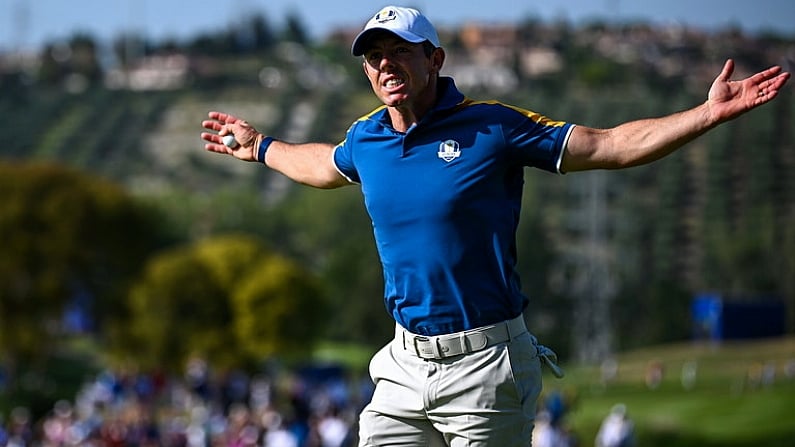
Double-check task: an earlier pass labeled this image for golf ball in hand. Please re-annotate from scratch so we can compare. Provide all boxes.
[223,134,239,148]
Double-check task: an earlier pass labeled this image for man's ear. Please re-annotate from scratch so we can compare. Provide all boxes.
[431,48,446,73]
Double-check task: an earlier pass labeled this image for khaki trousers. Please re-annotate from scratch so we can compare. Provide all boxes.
[358,327,543,446]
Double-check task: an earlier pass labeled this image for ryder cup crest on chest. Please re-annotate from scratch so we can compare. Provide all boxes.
[437,139,461,162]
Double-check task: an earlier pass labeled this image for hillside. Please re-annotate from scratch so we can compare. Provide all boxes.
[2,27,794,358]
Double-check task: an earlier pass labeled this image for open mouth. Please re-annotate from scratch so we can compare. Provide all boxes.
[384,77,405,89]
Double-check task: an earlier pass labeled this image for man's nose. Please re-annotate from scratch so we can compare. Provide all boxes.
[379,53,396,70]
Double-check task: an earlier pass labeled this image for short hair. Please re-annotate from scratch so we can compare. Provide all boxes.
[421,41,437,58]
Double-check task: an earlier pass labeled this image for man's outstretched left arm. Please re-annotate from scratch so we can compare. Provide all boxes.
[561,59,790,173]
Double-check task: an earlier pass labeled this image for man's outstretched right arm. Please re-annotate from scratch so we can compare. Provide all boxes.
[201,111,350,189]
[263,140,350,189]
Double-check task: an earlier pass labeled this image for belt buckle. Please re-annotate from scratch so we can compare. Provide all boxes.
[411,335,431,357]
[412,335,438,359]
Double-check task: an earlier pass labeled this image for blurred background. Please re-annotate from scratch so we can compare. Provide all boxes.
[1,1,793,446]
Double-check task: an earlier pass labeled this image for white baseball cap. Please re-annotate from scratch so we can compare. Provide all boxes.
[351,6,440,56]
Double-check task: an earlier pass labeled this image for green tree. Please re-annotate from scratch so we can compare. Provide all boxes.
[112,33,148,69]
[243,13,276,51]
[126,246,234,371]
[282,11,310,45]
[269,187,391,345]
[124,234,328,372]
[68,34,103,85]
[37,34,102,87]
[0,161,160,364]
[232,255,328,361]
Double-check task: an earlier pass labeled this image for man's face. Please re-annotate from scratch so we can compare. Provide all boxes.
[361,35,440,109]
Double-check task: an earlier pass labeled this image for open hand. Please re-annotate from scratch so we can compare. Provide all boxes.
[707,59,790,124]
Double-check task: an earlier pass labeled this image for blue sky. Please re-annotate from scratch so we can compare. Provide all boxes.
[2,0,794,51]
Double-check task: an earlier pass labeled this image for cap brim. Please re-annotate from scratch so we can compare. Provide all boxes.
[351,28,428,56]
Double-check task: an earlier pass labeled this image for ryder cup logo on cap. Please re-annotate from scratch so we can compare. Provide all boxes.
[352,6,441,56]
[374,8,397,23]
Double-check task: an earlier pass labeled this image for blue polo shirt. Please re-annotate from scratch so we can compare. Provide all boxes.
[333,77,574,336]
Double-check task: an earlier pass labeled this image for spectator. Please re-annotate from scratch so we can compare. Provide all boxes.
[595,404,634,447]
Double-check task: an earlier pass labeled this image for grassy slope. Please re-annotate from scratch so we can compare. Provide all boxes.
[549,337,795,446]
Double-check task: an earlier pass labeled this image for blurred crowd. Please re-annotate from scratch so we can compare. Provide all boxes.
[532,390,579,447]
[2,369,613,447]
[0,359,373,447]
[533,391,635,447]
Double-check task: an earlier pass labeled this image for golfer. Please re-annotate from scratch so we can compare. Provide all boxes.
[201,6,789,446]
